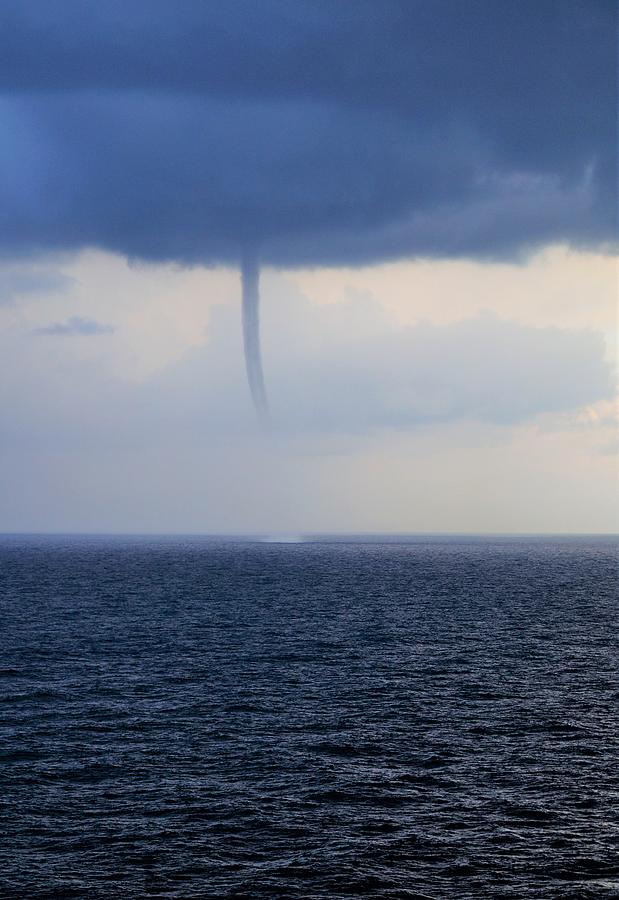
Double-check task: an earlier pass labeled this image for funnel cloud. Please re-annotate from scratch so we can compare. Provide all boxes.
[241,249,269,421]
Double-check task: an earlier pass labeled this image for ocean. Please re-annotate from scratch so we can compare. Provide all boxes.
[1,535,617,899]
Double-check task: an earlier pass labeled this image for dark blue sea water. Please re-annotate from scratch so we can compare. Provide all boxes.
[1,535,618,899]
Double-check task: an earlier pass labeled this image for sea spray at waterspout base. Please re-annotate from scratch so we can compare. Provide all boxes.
[241,249,269,423]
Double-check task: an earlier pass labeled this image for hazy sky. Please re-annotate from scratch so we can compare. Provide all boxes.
[0,1,616,533]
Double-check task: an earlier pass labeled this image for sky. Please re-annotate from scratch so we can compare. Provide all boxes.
[0,1,617,533]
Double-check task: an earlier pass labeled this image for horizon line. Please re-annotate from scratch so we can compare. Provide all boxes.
[0,530,616,539]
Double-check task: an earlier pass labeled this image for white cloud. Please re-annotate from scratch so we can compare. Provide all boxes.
[0,274,613,444]
[0,248,616,533]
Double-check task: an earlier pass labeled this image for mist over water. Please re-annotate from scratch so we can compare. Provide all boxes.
[1,535,618,898]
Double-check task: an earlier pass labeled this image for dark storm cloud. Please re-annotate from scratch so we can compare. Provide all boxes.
[34,316,114,336]
[0,0,616,266]
[0,268,71,304]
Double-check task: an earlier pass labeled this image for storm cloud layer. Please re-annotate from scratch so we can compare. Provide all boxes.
[1,0,616,267]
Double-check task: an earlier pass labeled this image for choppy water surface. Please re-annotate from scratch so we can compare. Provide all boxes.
[1,535,618,898]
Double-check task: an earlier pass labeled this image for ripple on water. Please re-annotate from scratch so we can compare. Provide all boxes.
[1,535,617,899]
